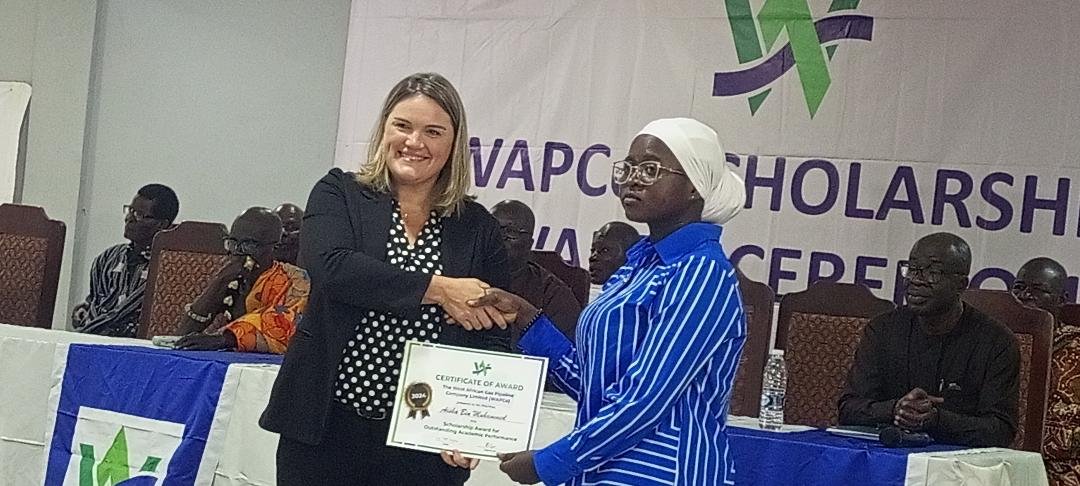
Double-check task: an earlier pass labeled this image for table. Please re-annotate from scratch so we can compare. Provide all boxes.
[0,325,283,485]
[0,324,1048,485]
[727,427,1043,486]
[470,397,1047,486]
[43,344,282,485]
[0,325,150,486]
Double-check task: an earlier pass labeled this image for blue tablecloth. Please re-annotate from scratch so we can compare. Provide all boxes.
[117,344,287,365]
[730,426,962,486]
[42,344,284,485]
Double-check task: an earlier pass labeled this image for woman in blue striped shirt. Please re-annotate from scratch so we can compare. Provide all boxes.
[449,118,748,485]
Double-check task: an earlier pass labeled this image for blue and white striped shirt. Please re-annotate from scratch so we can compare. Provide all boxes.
[519,222,746,486]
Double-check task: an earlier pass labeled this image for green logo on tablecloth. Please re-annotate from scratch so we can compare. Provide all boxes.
[58,407,183,486]
[78,427,161,486]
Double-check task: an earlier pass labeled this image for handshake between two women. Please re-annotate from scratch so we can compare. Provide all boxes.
[423,275,536,331]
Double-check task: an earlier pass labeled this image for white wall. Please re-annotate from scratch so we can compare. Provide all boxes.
[71,0,350,318]
[0,0,98,329]
[0,0,39,83]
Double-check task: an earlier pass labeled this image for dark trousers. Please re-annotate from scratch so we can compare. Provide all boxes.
[276,403,470,486]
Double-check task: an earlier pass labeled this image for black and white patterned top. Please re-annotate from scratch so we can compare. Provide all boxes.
[73,244,150,337]
[334,201,444,420]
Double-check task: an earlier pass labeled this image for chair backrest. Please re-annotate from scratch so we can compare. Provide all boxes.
[137,221,229,339]
[1060,303,1080,327]
[776,281,895,428]
[0,204,65,328]
[729,272,775,417]
[531,251,590,306]
[962,288,1053,452]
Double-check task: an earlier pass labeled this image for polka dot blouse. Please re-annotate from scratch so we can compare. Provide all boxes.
[334,201,444,420]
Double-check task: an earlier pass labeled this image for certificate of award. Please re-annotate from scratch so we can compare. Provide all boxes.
[385,340,548,460]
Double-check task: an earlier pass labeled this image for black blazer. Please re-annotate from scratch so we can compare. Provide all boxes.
[260,168,510,445]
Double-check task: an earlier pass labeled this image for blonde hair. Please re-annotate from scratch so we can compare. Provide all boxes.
[356,73,472,216]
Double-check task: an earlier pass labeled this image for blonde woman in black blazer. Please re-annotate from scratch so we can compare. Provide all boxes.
[261,73,510,486]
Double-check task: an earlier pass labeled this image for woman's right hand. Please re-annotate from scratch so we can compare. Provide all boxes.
[425,275,488,305]
[425,276,507,330]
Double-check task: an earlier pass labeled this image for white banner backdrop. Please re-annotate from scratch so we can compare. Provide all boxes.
[0,82,29,204]
[335,0,1080,303]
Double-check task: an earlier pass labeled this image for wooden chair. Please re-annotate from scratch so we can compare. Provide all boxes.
[0,204,65,328]
[136,221,230,339]
[729,271,775,417]
[962,289,1053,452]
[532,251,590,307]
[775,282,895,428]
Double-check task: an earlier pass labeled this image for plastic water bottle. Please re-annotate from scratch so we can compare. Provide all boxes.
[759,349,787,431]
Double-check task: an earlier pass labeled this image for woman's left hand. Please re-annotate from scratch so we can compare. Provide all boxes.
[498,450,541,484]
[439,449,479,470]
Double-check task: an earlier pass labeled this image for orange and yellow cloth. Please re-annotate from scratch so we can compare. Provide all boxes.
[223,261,309,354]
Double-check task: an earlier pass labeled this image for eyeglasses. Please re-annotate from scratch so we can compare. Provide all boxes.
[590,244,620,258]
[612,160,687,186]
[223,237,276,255]
[1011,281,1056,297]
[899,262,963,284]
[122,205,157,222]
[499,225,532,242]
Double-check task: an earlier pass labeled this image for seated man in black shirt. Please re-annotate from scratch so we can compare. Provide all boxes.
[587,221,640,302]
[491,200,581,345]
[838,232,1020,447]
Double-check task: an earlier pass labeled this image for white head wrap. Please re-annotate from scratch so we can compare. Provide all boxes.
[637,118,746,225]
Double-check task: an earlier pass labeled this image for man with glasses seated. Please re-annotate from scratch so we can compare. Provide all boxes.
[273,202,304,267]
[490,200,581,347]
[174,207,309,354]
[1012,258,1079,483]
[73,184,179,337]
[838,232,1020,447]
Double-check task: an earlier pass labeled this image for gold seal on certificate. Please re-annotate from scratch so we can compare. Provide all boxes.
[386,341,548,460]
[404,382,432,419]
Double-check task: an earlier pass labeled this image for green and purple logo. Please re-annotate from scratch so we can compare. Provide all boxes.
[78,427,163,486]
[713,0,874,117]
